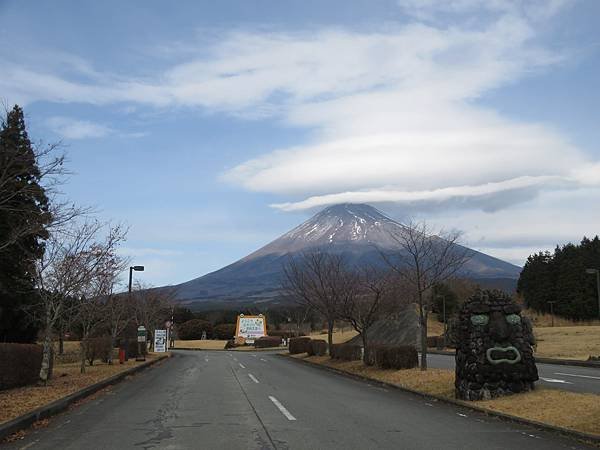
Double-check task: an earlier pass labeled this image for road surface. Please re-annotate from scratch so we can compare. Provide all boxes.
[425,352,600,395]
[5,350,594,450]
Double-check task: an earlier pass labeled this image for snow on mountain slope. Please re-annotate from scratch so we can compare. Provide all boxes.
[168,204,521,305]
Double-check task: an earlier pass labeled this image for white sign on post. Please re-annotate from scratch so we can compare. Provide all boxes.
[154,329,167,353]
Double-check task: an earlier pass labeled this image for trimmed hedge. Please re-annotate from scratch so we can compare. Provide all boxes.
[374,345,418,369]
[267,330,306,338]
[123,338,147,359]
[0,343,42,390]
[255,336,282,348]
[289,337,311,354]
[331,344,362,361]
[426,335,445,349]
[307,339,327,356]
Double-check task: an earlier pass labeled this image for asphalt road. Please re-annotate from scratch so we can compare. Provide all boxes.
[5,350,594,450]
[425,353,600,394]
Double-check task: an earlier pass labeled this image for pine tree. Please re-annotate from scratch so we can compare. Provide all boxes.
[0,105,51,342]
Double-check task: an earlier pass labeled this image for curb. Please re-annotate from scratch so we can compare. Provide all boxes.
[0,354,170,442]
[281,354,600,446]
[426,350,600,369]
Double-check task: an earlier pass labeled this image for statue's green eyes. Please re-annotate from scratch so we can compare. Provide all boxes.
[506,314,521,325]
[471,314,489,326]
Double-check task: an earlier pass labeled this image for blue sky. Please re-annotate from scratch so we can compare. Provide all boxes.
[2,0,599,287]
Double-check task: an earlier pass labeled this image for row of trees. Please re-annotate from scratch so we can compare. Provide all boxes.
[518,236,600,320]
[0,105,174,382]
[282,221,472,370]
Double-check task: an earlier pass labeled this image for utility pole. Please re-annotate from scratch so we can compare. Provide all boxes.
[547,301,555,327]
[586,269,600,320]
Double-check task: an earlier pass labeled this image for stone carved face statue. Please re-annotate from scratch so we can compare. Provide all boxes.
[455,289,538,400]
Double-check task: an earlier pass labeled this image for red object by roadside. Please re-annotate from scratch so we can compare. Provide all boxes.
[119,348,126,364]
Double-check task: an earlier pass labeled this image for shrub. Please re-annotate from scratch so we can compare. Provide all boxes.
[268,330,306,338]
[255,336,282,348]
[374,345,418,369]
[213,323,237,340]
[289,337,311,354]
[124,338,146,359]
[307,339,327,356]
[337,344,362,361]
[178,319,213,340]
[0,343,42,390]
[329,343,341,359]
[84,336,113,366]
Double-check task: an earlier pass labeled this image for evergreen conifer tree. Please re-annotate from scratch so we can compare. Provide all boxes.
[0,105,51,342]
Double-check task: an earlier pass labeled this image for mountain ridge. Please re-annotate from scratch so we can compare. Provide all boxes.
[167,203,521,306]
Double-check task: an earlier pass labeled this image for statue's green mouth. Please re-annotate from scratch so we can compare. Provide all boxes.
[486,345,521,365]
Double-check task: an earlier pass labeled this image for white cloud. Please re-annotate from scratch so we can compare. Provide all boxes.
[2,0,596,218]
[46,116,113,139]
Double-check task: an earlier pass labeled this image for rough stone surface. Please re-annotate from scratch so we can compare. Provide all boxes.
[455,289,538,401]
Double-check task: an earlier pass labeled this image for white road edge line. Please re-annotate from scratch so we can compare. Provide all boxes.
[269,395,297,421]
[248,373,259,384]
[555,372,600,380]
[540,377,572,384]
[239,363,246,369]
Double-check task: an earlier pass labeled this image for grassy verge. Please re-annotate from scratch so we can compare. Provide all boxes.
[534,326,600,360]
[291,353,600,437]
[173,340,228,349]
[0,353,163,425]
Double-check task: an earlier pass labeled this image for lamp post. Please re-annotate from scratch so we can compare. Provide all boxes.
[585,268,600,320]
[128,265,145,359]
[128,265,145,293]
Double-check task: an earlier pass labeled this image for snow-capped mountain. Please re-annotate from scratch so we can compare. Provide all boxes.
[168,204,521,307]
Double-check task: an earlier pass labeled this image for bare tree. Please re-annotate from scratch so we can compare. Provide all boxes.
[33,221,127,380]
[131,283,175,351]
[380,220,472,370]
[340,267,401,363]
[282,251,354,351]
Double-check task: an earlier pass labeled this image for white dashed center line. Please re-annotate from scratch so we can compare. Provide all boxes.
[239,363,246,369]
[269,396,297,421]
[260,358,267,362]
[248,373,259,384]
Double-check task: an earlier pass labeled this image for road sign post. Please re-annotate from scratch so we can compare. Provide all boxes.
[137,325,147,361]
[154,329,167,353]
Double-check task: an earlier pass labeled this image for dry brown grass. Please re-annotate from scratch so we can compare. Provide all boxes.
[524,309,600,328]
[534,326,600,360]
[0,353,162,425]
[293,354,600,437]
[173,339,228,349]
[309,329,359,344]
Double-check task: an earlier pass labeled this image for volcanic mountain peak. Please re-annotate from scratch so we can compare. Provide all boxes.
[169,203,522,306]
[244,203,401,260]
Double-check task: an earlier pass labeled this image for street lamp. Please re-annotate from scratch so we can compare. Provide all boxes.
[128,265,145,293]
[127,265,145,360]
[585,268,600,320]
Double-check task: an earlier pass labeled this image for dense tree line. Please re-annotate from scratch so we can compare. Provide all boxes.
[518,237,600,320]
